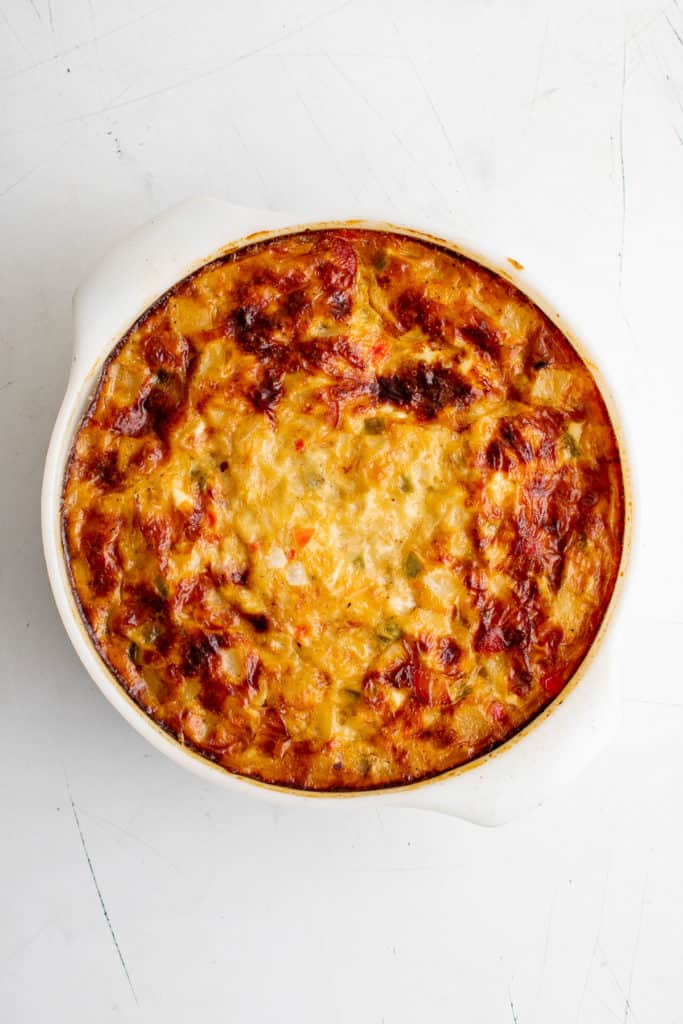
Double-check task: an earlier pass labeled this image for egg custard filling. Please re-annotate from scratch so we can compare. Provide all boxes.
[62,229,625,790]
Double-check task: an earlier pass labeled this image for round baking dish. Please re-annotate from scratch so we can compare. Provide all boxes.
[42,198,633,824]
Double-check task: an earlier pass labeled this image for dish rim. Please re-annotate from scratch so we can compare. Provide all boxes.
[42,213,634,802]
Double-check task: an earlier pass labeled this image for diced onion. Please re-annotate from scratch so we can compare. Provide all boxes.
[388,587,416,615]
[423,568,456,601]
[220,649,241,679]
[285,561,309,586]
[172,484,194,511]
[266,546,287,569]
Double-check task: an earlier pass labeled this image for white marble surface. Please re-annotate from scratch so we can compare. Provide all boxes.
[1,0,682,1020]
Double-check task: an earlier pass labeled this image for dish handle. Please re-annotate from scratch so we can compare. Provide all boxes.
[385,638,620,825]
[70,196,295,384]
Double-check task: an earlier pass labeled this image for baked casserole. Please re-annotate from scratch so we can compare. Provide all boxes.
[62,229,625,789]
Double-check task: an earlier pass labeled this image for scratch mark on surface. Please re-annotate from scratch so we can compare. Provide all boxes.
[625,697,683,707]
[575,855,612,1022]
[67,783,138,1004]
[403,45,468,198]
[3,921,49,966]
[255,49,401,59]
[509,993,520,1023]
[325,55,417,160]
[614,28,638,351]
[664,13,683,46]
[27,0,42,23]
[328,46,472,214]
[623,875,648,1022]
[87,0,105,107]
[617,37,627,295]
[47,0,54,38]
[2,4,357,142]
[298,91,362,203]
[346,864,429,874]
[87,0,98,51]
[619,10,661,53]
[0,379,14,391]
[0,165,39,200]
[229,115,272,207]
[410,58,462,171]
[532,17,549,103]
[25,2,353,129]
[393,25,468,215]
[363,155,395,206]
[0,8,31,56]
[0,2,171,81]
[534,885,559,1006]
[230,0,354,66]
[632,26,683,158]
[599,945,641,1024]
[0,131,75,198]
[80,808,183,876]
[287,60,362,205]
[106,80,138,106]
[591,992,625,1023]
[37,71,209,125]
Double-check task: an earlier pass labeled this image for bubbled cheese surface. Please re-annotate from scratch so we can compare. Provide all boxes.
[62,229,625,789]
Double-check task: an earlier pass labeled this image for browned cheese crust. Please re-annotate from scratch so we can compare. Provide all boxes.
[62,229,625,789]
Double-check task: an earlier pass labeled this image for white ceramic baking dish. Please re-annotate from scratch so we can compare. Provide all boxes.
[41,197,632,825]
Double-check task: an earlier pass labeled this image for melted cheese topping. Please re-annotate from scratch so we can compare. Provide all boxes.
[62,229,625,790]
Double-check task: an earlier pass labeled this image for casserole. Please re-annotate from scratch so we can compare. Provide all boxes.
[42,198,632,823]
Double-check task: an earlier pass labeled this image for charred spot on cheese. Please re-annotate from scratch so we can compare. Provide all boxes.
[241,611,269,633]
[315,233,357,321]
[376,363,474,420]
[438,637,461,672]
[249,368,284,418]
[63,228,624,791]
[459,318,500,359]
[392,287,446,338]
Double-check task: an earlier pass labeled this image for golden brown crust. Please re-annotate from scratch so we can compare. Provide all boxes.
[62,229,624,790]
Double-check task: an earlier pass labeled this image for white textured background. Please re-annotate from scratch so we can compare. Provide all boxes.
[2,0,682,1021]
